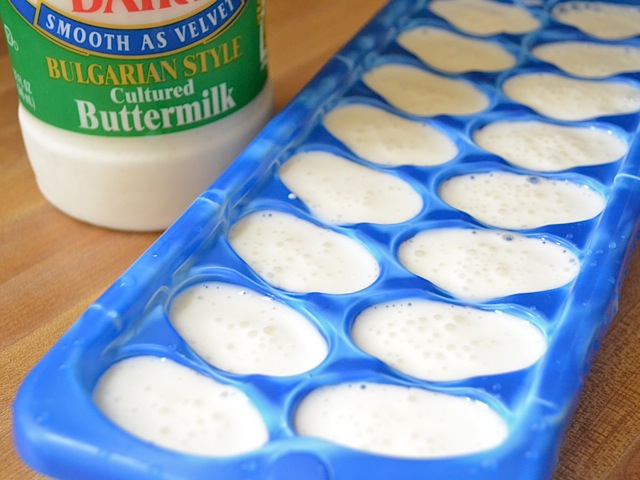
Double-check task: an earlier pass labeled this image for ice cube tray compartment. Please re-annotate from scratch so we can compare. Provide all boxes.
[14,1,640,479]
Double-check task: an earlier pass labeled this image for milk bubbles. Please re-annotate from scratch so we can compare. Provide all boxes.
[169,282,327,376]
[363,64,489,117]
[532,42,640,79]
[439,171,605,229]
[323,104,458,167]
[552,1,640,40]
[352,299,546,382]
[93,356,268,456]
[429,0,540,36]
[397,26,516,73]
[279,151,422,224]
[229,210,380,294]
[473,120,628,172]
[295,382,508,458]
[502,73,640,121]
[398,229,580,301]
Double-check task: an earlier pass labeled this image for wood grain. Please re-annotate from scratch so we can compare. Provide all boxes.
[1,2,639,479]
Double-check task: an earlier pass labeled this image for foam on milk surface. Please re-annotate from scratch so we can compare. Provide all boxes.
[278,151,423,224]
[228,210,380,294]
[363,64,489,117]
[398,229,581,301]
[502,73,640,121]
[439,172,605,229]
[429,0,540,35]
[322,104,458,167]
[473,120,628,172]
[352,299,546,382]
[532,42,640,79]
[295,382,508,458]
[397,26,515,73]
[93,356,268,456]
[552,1,640,40]
[169,282,327,376]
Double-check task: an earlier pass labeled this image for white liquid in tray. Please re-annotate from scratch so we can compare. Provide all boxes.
[279,151,423,224]
[169,282,328,376]
[439,171,605,229]
[229,210,380,294]
[398,229,580,301]
[352,299,546,382]
[552,1,640,40]
[295,382,508,458]
[398,26,516,73]
[364,64,489,117]
[93,356,268,456]
[532,41,640,79]
[85,0,637,467]
[473,120,628,172]
[502,73,640,121]
[323,104,458,167]
[429,0,540,36]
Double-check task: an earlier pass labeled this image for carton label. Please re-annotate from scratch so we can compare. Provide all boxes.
[0,0,268,136]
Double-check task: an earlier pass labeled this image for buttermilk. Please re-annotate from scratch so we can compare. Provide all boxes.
[75,81,236,132]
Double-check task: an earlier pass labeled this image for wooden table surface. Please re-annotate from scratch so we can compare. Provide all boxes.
[1,2,639,479]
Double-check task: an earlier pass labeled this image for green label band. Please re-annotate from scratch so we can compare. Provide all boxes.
[0,0,268,136]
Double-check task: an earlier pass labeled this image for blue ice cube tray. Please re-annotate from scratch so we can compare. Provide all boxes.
[14,1,640,479]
